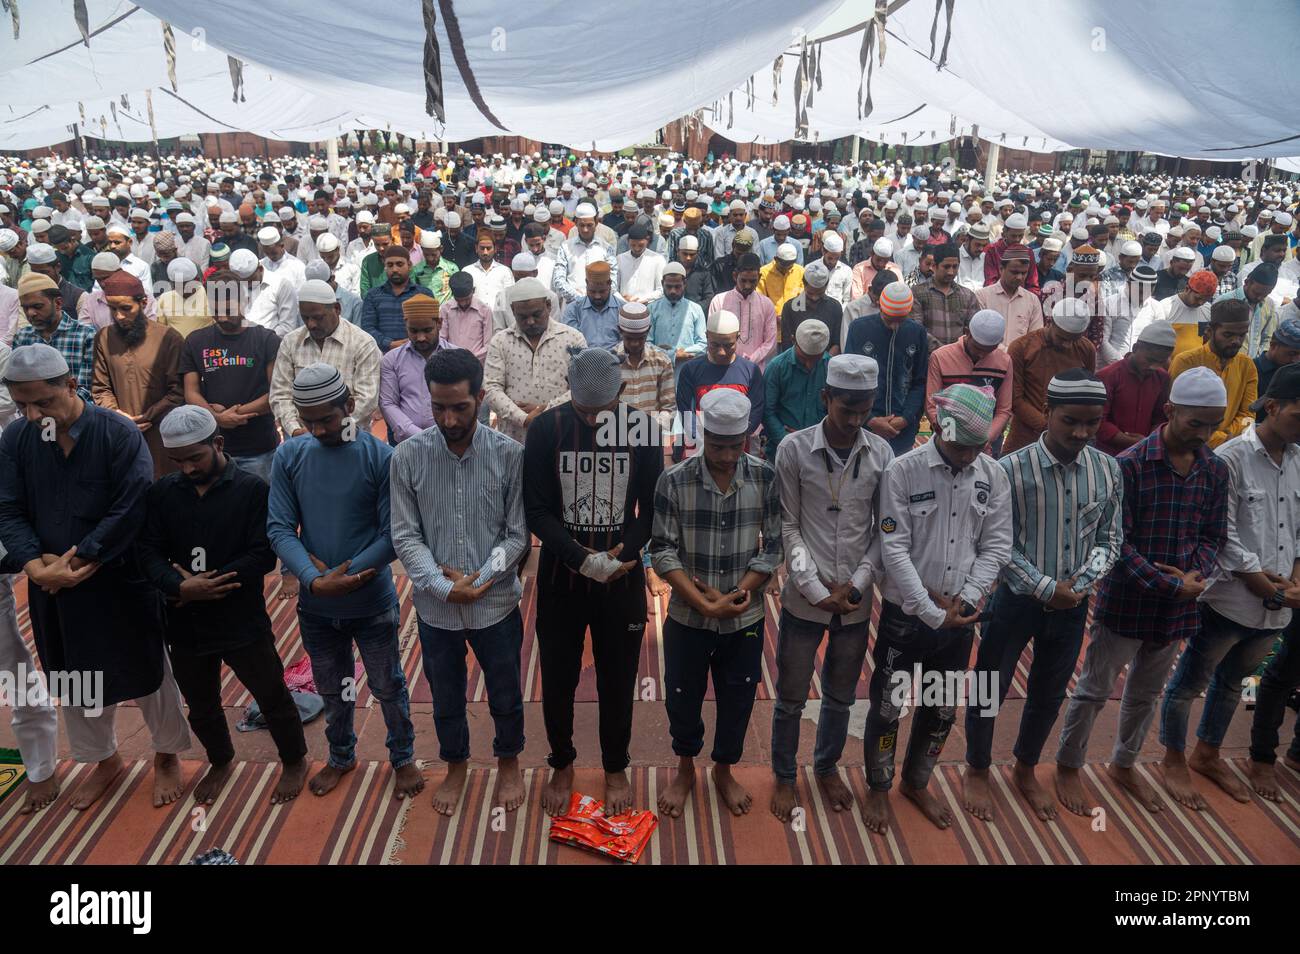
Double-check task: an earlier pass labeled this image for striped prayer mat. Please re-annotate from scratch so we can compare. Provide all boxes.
[5,758,1291,865]
[0,749,23,806]
[10,562,1127,710]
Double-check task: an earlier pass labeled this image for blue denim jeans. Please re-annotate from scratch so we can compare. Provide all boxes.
[417,609,525,763]
[231,450,275,484]
[1160,605,1278,752]
[771,609,869,782]
[297,605,414,769]
[964,585,1088,769]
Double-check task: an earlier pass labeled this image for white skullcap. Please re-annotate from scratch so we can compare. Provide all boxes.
[1137,320,1177,348]
[662,261,686,278]
[506,276,549,304]
[679,234,699,252]
[229,248,259,278]
[91,251,120,272]
[699,388,751,436]
[261,212,280,225]
[532,207,550,223]
[803,260,829,288]
[510,251,536,271]
[1120,240,1143,257]
[298,278,337,305]
[417,229,441,250]
[442,211,460,229]
[354,209,374,225]
[574,202,597,219]
[83,215,106,230]
[308,215,329,230]
[159,404,218,448]
[1242,224,1259,239]
[707,309,740,334]
[618,301,650,333]
[1169,365,1227,408]
[166,257,198,284]
[4,342,69,381]
[825,353,878,390]
[775,242,798,262]
[257,226,281,246]
[1211,245,1236,263]
[658,212,676,228]
[0,229,17,252]
[968,309,1006,347]
[218,210,239,224]
[872,237,894,257]
[729,199,746,212]
[304,260,331,282]
[1051,297,1091,334]
[315,233,341,253]
[393,203,410,215]
[30,220,50,235]
[794,318,829,354]
[1205,226,1222,242]
[174,212,195,225]
[1275,211,1295,227]
[1042,237,1064,253]
[545,200,564,215]
[772,214,791,231]
[106,223,131,238]
[822,232,844,253]
[1005,213,1027,229]
[128,207,149,221]
[1171,247,1196,262]
[1070,226,1089,241]
[25,242,55,265]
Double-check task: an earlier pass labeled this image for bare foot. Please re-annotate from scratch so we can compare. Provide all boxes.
[860,788,890,834]
[494,757,525,812]
[1188,744,1251,803]
[1013,761,1057,821]
[645,567,669,598]
[711,763,752,816]
[657,758,695,818]
[541,764,575,816]
[816,771,855,813]
[309,762,355,796]
[70,753,125,810]
[962,766,995,822]
[1159,754,1206,810]
[17,775,60,814]
[901,780,952,829]
[271,759,308,804]
[153,753,184,808]
[604,769,633,816]
[394,762,426,799]
[1108,763,1162,813]
[1055,765,1092,817]
[1246,760,1281,802]
[192,761,236,805]
[770,779,798,821]
[431,761,468,815]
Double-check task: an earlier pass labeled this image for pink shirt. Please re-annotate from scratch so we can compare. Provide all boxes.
[441,298,493,362]
[975,281,1043,349]
[925,337,1013,441]
[708,289,776,369]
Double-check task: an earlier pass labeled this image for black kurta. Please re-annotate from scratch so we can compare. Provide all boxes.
[0,402,164,706]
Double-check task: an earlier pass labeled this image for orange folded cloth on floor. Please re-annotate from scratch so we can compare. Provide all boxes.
[547,792,658,864]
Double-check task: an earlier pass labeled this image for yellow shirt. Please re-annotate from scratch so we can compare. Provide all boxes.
[156,290,214,339]
[757,261,804,341]
[1168,343,1258,448]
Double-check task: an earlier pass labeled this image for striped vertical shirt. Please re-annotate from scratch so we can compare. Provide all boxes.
[998,436,1124,602]
[389,422,530,631]
[650,453,783,633]
[613,341,676,435]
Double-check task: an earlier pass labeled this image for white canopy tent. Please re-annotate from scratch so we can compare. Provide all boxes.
[1,0,1298,164]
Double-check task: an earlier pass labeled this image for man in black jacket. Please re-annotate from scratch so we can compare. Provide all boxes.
[139,405,308,805]
[524,349,662,817]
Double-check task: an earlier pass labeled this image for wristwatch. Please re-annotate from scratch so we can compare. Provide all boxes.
[847,586,862,605]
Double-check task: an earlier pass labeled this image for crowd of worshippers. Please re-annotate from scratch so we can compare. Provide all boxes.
[0,152,1297,835]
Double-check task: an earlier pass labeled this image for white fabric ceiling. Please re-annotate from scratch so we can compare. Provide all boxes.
[2,0,1298,162]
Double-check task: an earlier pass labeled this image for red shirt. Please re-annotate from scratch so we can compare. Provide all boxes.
[1096,356,1169,455]
[983,239,1042,295]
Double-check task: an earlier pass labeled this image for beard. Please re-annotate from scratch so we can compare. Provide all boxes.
[111,311,149,347]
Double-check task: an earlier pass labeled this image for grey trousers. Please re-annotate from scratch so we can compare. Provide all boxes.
[1056,623,1181,770]
[63,650,192,764]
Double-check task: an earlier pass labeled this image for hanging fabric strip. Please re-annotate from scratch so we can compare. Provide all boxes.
[420,0,446,122]
[161,21,178,92]
[771,56,782,106]
[1,0,18,41]
[227,55,246,102]
[928,0,956,69]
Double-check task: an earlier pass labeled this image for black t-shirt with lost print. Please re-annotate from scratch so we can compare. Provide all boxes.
[180,324,282,456]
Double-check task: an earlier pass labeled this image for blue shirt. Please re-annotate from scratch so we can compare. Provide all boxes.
[757,235,805,266]
[648,296,706,376]
[267,430,397,619]
[360,281,430,351]
[560,294,625,350]
[844,314,929,453]
[338,286,363,326]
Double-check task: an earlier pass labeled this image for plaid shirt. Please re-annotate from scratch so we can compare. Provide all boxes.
[15,316,96,391]
[650,452,782,632]
[1095,427,1230,644]
[908,280,979,350]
